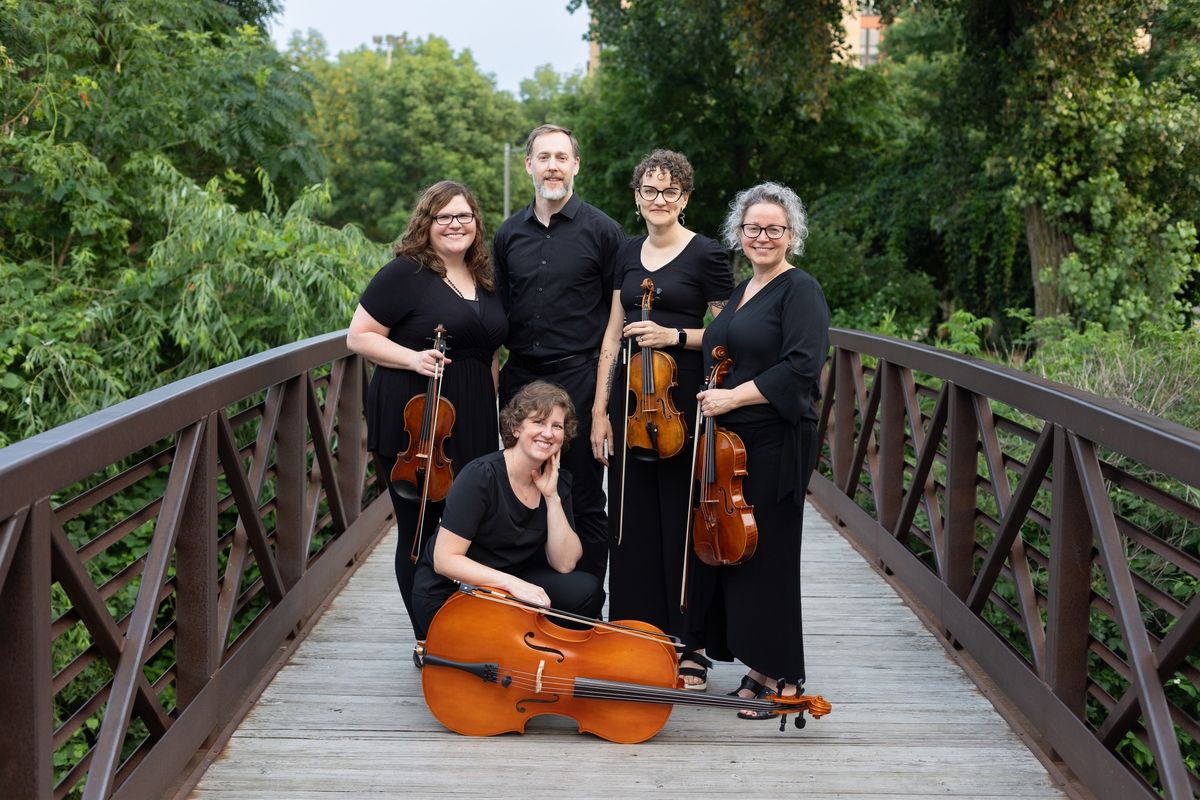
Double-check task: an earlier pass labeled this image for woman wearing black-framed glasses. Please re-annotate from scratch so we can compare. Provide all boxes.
[347,181,508,640]
[696,181,830,719]
[591,150,734,692]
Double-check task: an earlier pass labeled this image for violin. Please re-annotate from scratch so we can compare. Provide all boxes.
[418,586,832,742]
[390,324,455,562]
[624,278,687,460]
[688,346,757,567]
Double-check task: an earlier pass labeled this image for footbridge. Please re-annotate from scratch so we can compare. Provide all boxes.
[1,330,1196,799]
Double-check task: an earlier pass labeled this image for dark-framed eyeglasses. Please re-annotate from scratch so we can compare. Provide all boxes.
[740,223,789,240]
[433,213,476,226]
[638,185,684,203]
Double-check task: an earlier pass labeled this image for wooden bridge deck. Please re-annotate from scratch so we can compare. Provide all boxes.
[188,504,1071,799]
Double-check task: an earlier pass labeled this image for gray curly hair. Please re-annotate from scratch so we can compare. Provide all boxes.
[720,182,809,256]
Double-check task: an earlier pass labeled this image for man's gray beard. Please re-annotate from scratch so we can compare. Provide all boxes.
[536,181,569,201]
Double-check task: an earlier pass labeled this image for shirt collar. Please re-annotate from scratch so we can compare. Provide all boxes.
[520,192,582,224]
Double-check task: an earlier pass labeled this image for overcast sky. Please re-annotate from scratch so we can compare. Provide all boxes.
[269,0,593,95]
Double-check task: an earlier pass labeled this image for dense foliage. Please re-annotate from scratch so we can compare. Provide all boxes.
[0,0,383,446]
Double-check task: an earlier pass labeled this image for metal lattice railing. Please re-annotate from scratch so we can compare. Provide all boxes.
[810,329,1200,800]
[0,332,392,800]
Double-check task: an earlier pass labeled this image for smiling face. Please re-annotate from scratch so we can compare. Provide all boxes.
[634,168,688,231]
[526,131,580,202]
[428,194,476,264]
[740,202,794,272]
[511,405,567,463]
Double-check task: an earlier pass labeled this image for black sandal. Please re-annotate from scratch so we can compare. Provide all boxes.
[678,651,712,692]
[727,673,767,698]
[737,679,803,721]
[412,641,425,670]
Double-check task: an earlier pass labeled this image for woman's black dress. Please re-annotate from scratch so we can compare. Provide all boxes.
[410,450,605,638]
[699,267,829,683]
[606,234,733,648]
[359,256,507,632]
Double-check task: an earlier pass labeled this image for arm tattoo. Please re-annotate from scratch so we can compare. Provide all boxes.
[603,356,618,401]
[709,299,728,310]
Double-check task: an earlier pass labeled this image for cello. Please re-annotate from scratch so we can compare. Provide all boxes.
[390,324,455,562]
[685,346,757,572]
[418,585,832,742]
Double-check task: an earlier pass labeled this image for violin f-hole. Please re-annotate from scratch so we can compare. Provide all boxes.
[523,632,565,663]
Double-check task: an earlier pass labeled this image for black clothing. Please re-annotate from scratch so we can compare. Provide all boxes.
[499,357,608,580]
[607,234,733,648]
[410,450,605,638]
[494,193,625,584]
[494,192,625,360]
[700,267,830,683]
[358,256,507,631]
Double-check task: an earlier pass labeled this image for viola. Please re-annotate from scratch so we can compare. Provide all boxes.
[688,346,757,567]
[418,586,832,743]
[624,278,687,460]
[390,324,455,561]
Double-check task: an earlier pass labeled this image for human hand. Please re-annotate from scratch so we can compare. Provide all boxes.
[590,413,613,466]
[508,578,550,607]
[532,452,560,499]
[622,320,677,349]
[697,388,737,418]
[408,348,450,377]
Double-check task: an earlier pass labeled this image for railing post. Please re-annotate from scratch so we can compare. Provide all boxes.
[877,362,905,532]
[1045,424,1093,716]
[943,383,977,603]
[276,374,307,589]
[337,356,365,522]
[832,348,856,490]
[0,503,53,799]
[175,413,218,709]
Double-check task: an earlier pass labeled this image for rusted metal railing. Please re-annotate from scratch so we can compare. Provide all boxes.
[0,332,391,800]
[811,329,1200,800]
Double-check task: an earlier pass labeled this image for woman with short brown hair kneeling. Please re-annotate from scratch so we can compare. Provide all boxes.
[411,381,606,642]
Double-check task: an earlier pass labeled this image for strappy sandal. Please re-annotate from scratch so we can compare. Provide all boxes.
[412,641,425,670]
[737,679,803,721]
[678,652,713,692]
[727,674,767,698]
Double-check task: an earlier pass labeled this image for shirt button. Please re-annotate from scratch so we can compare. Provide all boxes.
[538,287,543,292]
[541,260,546,264]
[545,234,551,239]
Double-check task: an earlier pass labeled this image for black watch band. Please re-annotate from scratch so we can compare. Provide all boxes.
[676,328,687,347]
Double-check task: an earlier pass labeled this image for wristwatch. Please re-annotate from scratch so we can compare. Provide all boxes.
[676,328,687,346]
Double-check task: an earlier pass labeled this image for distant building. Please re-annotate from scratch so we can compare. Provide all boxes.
[842,1,885,67]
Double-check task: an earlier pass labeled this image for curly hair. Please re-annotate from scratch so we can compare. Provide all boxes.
[500,381,578,451]
[720,181,809,256]
[629,149,695,194]
[394,180,494,291]
[525,124,580,159]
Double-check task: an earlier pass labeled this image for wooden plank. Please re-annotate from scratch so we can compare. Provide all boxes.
[189,505,1068,799]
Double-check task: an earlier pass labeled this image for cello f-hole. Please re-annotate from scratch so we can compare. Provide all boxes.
[523,633,566,662]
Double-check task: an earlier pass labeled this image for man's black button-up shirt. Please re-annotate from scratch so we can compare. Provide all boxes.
[494,193,625,359]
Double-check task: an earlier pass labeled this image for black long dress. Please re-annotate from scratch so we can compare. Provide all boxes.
[606,234,733,649]
[359,256,508,632]
[699,266,829,684]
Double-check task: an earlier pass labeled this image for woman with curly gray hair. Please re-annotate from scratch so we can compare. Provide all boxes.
[697,181,830,718]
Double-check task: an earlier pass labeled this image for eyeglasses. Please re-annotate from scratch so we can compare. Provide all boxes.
[740,223,789,240]
[638,185,684,203]
[433,213,475,226]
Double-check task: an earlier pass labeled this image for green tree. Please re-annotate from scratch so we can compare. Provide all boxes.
[0,0,378,445]
[294,32,528,241]
[876,0,1200,330]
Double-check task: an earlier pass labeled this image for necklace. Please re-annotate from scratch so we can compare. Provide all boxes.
[443,275,474,300]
